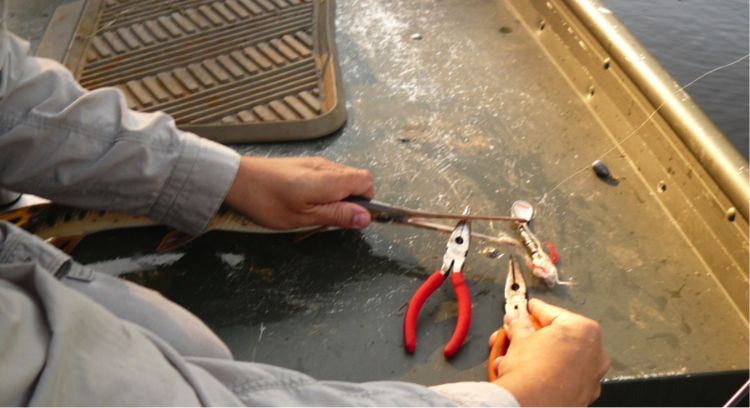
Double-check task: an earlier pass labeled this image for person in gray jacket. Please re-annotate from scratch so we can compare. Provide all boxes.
[0,8,609,407]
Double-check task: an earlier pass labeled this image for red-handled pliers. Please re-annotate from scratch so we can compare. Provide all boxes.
[404,219,472,359]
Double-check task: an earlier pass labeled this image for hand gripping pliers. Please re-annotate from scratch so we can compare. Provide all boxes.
[487,255,541,380]
[404,219,472,359]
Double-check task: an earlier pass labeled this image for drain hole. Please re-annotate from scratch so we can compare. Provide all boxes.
[657,181,667,193]
[727,208,737,222]
[603,58,611,70]
[539,20,546,31]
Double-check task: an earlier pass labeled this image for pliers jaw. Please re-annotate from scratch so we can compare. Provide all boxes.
[440,220,470,275]
[489,256,538,381]
[504,256,529,317]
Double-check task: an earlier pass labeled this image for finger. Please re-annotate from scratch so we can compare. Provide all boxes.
[311,168,374,202]
[488,330,499,347]
[527,298,568,327]
[599,351,611,378]
[591,384,602,403]
[342,168,375,199]
[493,356,502,376]
[362,184,375,199]
[307,202,372,228]
[354,170,375,199]
[505,313,536,341]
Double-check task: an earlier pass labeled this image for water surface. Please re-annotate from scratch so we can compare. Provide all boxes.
[602,0,749,158]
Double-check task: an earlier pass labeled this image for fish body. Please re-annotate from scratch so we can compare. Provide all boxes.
[1,203,525,254]
[2,204,157,239]
[0,203,316,246]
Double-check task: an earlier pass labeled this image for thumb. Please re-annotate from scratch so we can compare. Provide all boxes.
[505,311,536,341]
[309,202,372,228]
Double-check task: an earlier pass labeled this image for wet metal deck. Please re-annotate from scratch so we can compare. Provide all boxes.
[51,0,748,395]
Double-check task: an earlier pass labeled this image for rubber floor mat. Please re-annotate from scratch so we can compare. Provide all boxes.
[41,0,346,143]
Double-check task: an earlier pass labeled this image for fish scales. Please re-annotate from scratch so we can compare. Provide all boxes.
[0,203,309,242]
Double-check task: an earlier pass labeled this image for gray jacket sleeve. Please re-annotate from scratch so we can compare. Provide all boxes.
[0,30,239,235]
[0,222,459,406]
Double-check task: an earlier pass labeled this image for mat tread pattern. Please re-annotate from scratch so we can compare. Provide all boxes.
[69,0,341,138]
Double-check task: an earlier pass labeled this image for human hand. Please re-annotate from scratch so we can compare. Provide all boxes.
[225,156,375,229]
[489,299,610,406]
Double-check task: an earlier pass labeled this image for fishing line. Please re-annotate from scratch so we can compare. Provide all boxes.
[535,52,750,207]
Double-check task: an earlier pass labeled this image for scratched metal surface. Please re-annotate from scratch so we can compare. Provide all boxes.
[72,0,748,384]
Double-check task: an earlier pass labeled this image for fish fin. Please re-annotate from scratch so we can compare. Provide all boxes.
[48,235,84,254]
[546,240,559,264]
[157,230,197,252]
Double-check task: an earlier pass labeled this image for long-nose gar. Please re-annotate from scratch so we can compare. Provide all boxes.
[0,203,323,236]
[0,203,522,253]
[0,203,318,252]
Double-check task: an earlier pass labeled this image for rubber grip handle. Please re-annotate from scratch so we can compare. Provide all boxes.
[443,272,472,358]
[404,271,446,353]
[487,316,541,381]
[487,329,510,381]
